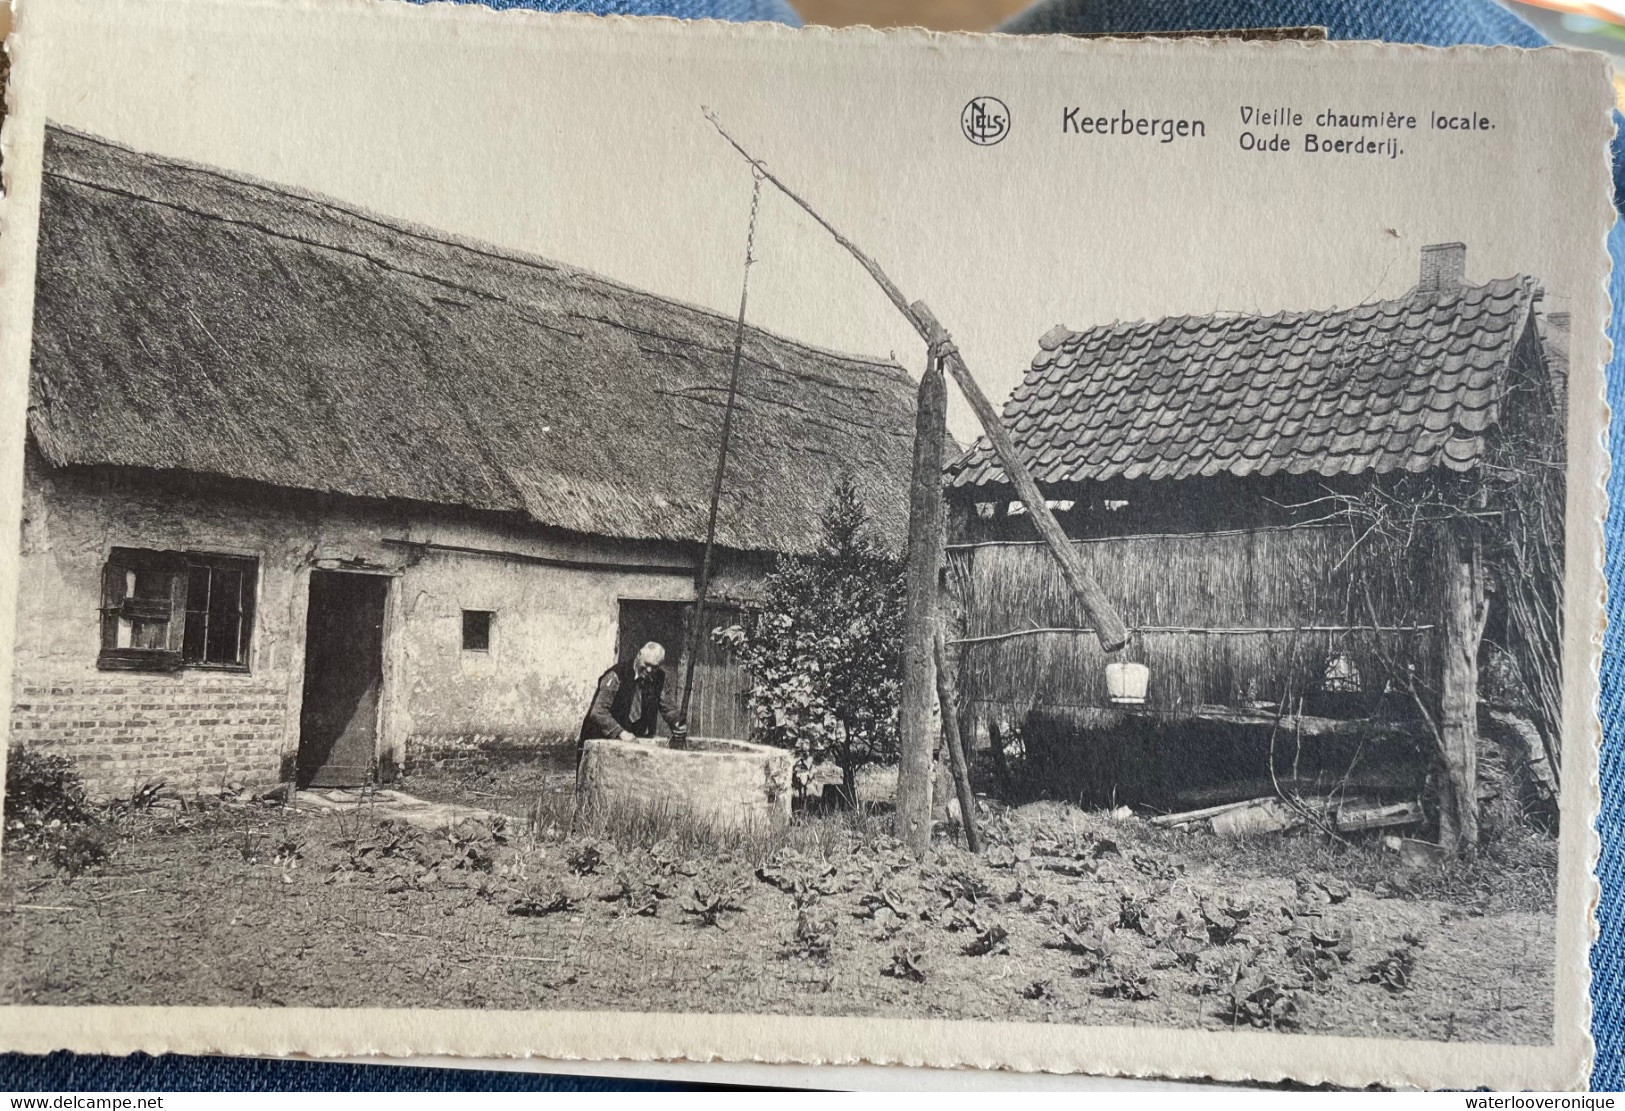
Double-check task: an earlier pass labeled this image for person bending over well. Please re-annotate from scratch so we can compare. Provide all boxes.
[578,642,687,756]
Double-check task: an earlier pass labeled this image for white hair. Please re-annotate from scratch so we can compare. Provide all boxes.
[637,642,666,666]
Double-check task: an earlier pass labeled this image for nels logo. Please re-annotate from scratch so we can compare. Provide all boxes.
[960,96,1010,146]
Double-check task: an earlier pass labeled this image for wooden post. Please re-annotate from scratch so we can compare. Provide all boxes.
[1435,523,1487,854]
[986,717,1014,795]
[896,356,947,856]
[935,626,983,853]
[699,109,1128,653]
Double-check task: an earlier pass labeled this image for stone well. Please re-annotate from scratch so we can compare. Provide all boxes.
[575,737,792,833]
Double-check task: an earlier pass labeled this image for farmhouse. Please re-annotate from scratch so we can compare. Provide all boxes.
[944,243,1566,831]
[10,126,916,797]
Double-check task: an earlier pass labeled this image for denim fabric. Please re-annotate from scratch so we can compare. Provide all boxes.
[1595,219,1623,1093]
[1000,0,1546,42]
[403,0,802,22]
[3,0,1620,1093]
[1003,6,1624,1091]
[1001,0,1625,234]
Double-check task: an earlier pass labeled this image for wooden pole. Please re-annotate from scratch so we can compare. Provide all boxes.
[1434,522,1486,854]
[701,110,1129,653]
[935,626,983,853]
[678,174,763,741]
[896,355,947,856]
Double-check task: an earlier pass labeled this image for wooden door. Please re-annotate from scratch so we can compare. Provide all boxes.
[297,570,389,788]
[615,599,754,740]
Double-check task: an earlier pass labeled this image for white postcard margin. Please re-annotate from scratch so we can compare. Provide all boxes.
[0,0,1612,1089]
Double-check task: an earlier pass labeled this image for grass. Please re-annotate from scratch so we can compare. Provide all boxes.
[975,796,1558,915]
[0,774,1558,1042]
[529,779,898,870]
[1129,813,1558,914]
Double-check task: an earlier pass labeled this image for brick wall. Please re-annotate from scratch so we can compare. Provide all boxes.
[9,677,290,798]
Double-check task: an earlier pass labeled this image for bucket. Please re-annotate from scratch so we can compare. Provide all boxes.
[1105,661,1150,705]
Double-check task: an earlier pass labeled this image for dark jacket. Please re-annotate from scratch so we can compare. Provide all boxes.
[578,659,679,743]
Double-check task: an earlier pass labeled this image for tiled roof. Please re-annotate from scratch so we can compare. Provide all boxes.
[947,276,1541,489]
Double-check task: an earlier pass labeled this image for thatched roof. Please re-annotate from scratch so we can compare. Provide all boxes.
[948,271,1542,490]
[29,126,916,554]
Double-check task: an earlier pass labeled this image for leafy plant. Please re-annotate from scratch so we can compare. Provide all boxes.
[1045,904,1108,958]
[712,480,905,800]
[48,822,114,878]
[1099,956,1157,1000]
[1117,890,1150,933]
[647,840,699,879]
[856,882,919,938]
[1171,934,1206,971]
[566,840,612,876]
[604,868,668,917]
[508,881,584,916]
[1295,873,1352,907]
[273,836,303,868]
[935,869,994,912]
[4,746,95,849]
[786,907,838,961]
[1006,870,1059,913]
[758,850,838,907]
[682,878,749,929]
[1363,935,1424,993]
[1225,971,1301,1028]
[445,817,503,872]
[1286,921,1355,988]
[882,943,927,983]
[961,919,1010,957]
[1131,854,1180,881]
[1200,898,1253,945]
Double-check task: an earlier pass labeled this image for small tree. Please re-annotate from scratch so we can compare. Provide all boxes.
[714,479,905,801]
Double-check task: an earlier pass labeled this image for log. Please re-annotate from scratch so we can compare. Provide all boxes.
[1334,800,1424,833]
[1483,708,1558,798]
[1434,524,1487,854]
[1148,796,1269,828]
[934,626,983,852]
[895,358,946,857]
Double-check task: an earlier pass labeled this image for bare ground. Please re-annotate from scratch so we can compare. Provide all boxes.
[0,766,1555,1044]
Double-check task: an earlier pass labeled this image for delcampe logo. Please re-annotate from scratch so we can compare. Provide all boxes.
[960,96,1010,145]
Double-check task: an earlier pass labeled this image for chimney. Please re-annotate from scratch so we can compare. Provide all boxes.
[1418,242,1467,291]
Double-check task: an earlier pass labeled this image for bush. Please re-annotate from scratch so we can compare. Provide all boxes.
[713,479,906,800]
[48,822,115,878]
[4,746,95,850]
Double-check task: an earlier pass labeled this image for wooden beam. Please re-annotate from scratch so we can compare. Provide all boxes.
[896,357,947,856]
[935,626,983,853]
[701,109,1129,653]
[911,303,1129,652]
[1434,522,1487,854]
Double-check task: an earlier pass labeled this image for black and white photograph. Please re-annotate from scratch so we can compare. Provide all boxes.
[0,0,1610,1089]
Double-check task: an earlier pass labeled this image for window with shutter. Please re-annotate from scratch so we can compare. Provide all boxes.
[98,549,258,672]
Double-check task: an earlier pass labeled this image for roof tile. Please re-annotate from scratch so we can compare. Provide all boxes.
[948,272,1540,489]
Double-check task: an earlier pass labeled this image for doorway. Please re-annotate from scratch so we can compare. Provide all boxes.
[615,598,753,740]
[296,570,389,788]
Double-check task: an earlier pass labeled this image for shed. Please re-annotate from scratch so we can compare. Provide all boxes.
[944,244,1564,829]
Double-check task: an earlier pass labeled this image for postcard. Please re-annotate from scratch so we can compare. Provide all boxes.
[0,0,1611,1089]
